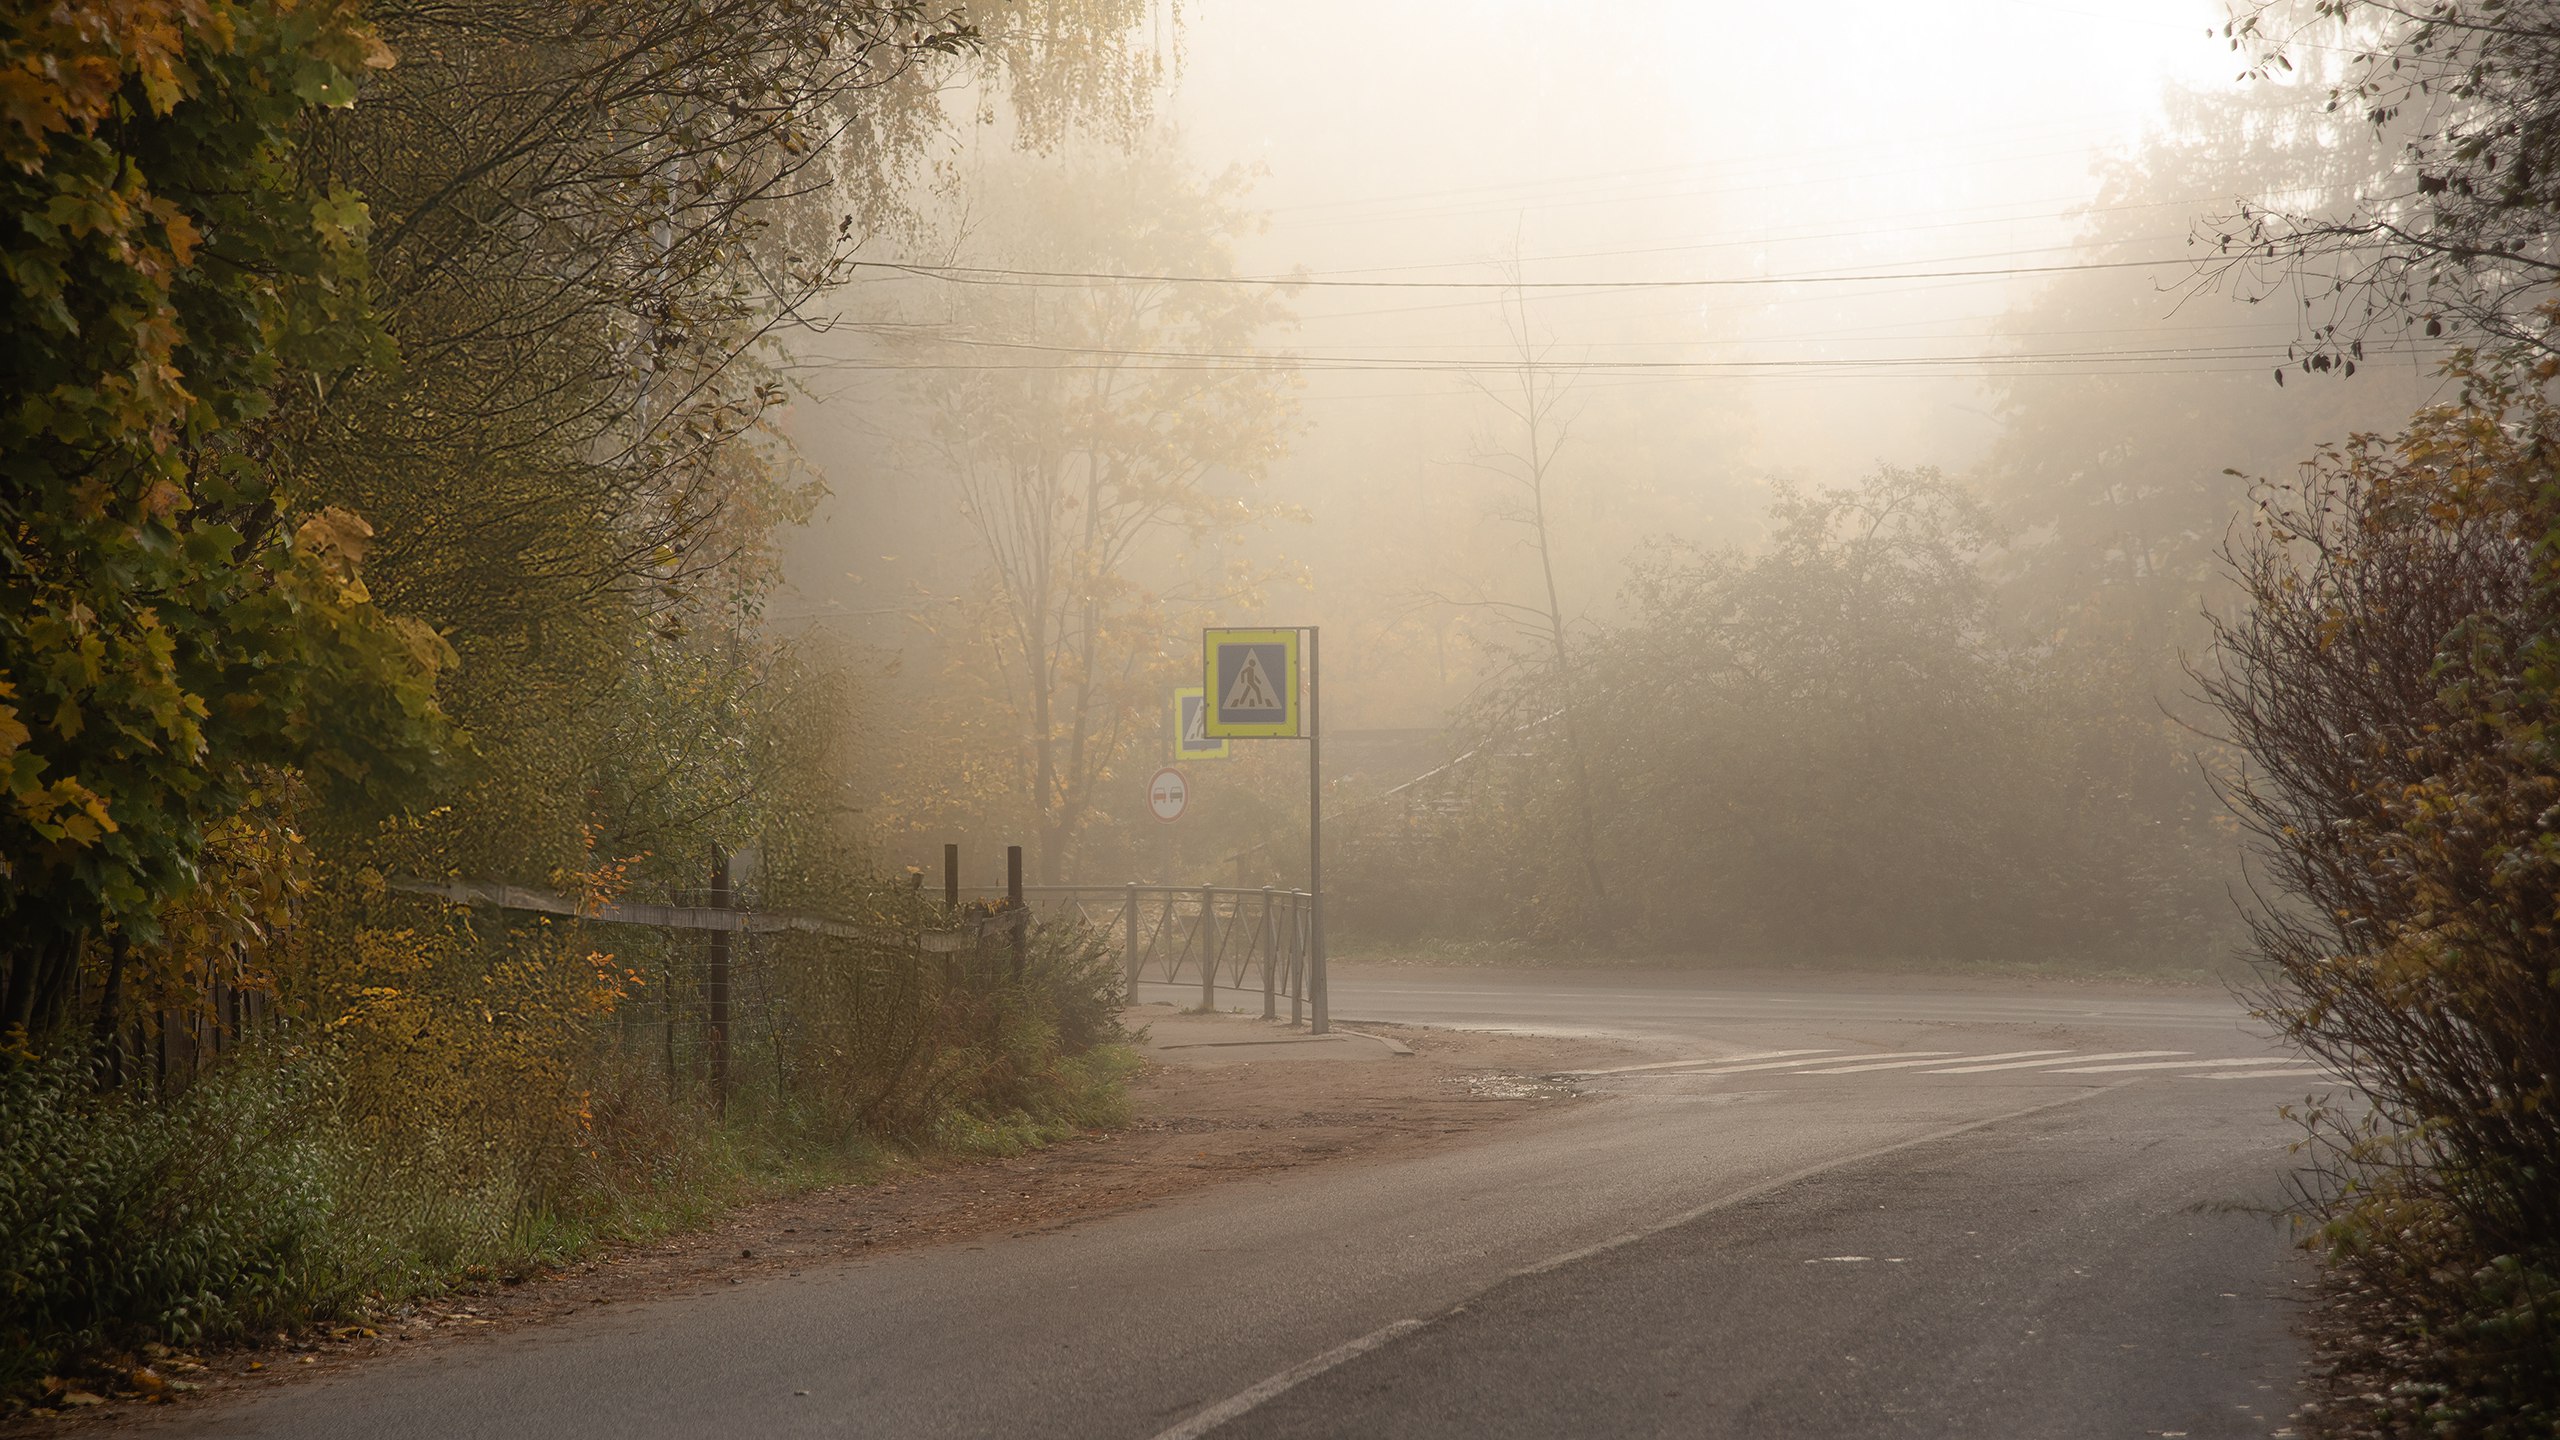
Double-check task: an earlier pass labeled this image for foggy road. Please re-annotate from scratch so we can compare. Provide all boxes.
[175,967,2321,1440]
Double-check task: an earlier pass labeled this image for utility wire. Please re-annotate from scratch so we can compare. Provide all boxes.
[856,253,2217,292]
[797,340,2447,376]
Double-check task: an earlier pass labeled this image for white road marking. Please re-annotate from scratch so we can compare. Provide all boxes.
[1677,1050,1955,1076]
[1158,1086,2140,1439]
[2182,1068,2345,1081]
[2054,1058,2320,1074]
[1799,1049,2068,1075]
[1564,1049,1832,1076]
[1926,1050,2185,1073]
[1511,1085,2130,1286]
[1145,1319,1427,1440]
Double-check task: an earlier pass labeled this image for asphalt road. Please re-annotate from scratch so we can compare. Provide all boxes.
[176,966,2327,1439]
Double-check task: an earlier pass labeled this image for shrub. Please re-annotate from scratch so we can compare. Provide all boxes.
[2202,369,2560,1434]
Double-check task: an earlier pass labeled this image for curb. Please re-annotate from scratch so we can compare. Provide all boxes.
[1330,1026,1415,1057]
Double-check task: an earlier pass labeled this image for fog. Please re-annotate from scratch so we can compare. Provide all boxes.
[771,1,2447,967]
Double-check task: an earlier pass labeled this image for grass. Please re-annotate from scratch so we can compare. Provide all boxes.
[0,1035,1144,1409]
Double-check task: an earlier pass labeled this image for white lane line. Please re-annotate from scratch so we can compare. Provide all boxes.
[1145,1319,1426,1440]
[1563,1049,1833,1076]
[2183,1068,2345,1081]
[1676,1050,1955,1076]
[1509,1083,2133,1283]
[1926,1050,2185,1073]
[1161,1084,2135,1439]
[2054,1057,2321,1074]
[1800,1049,2068,1075]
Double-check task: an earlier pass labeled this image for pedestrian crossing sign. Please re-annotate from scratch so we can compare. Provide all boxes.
[1202,628,1300,738]
[1173,687,1230,759]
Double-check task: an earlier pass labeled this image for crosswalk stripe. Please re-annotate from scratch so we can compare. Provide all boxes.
[1798,1049,2068,1074]
[2054,1057,2320,1074]
[1924,1050,2186,1073]
[1565,1049,1834,1077]
[1685,1050,1954,1075]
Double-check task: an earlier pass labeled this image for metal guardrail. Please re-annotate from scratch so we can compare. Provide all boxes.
[950,884,1318,1024]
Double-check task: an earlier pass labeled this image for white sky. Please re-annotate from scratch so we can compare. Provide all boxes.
[777,1,2302,732]
[1162,0,2247,474]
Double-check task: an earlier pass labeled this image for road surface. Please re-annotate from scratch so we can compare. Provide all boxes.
[175,965,2325,1439]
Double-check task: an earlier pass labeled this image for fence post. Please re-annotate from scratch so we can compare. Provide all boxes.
[1198,883,1218,1011]
[1125,883,1142,1001]
[1007,845,1027,980]
[707,844,731,1114]
[943,842,960,913]
[1290,893,1305,1027]
[1260,886,1277,1020]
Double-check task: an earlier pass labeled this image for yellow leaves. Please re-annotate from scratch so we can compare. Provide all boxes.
[293,504,377,601]
[139,478,186,520]
[294,503,373,567]
[13,774,119,846]
[388,615,456,678]
[146,194,198,265]
[0,681,27,761]
[0,3,207,168]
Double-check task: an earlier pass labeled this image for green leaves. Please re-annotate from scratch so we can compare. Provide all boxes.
[0,2,450,1019]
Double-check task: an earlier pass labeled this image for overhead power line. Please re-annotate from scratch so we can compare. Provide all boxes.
[797,335,2449,377]
[857,253,2209,292]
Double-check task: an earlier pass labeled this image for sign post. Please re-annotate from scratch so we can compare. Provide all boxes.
[1202,626,1324,1034]
[1306,628,1324,1034]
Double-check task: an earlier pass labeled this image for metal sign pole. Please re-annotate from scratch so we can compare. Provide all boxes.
[1307,625,1326,1035]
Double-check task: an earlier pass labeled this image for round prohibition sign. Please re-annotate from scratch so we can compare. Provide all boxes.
[1147,766,1190,823]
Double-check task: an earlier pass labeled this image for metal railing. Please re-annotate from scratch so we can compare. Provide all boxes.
[951,884,1318,1024]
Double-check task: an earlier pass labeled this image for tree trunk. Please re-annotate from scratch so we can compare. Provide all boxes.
[93,935,128,1086]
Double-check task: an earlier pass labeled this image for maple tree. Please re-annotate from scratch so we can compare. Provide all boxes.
[0,2,452,1039]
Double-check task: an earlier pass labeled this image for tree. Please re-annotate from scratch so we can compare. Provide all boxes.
[1587,468,2022,951]
[1439,283,1609,913]
[1427,466,2212,960]
[899,144,1299,883]
[262,0,1183,893]
[1983,83,2439,933]
[2216,0,2560,368]
[0,2,453,1041]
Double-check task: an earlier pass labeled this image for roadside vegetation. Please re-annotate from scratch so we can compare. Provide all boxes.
[0,0,1156,1407]
[2196,6,2560,1434]
[2206,363,2560,1436]
[1308,59,2433,974]
[9,0,2559,1430]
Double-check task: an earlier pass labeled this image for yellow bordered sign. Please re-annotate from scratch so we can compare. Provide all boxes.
[1172,686,1229,759]
[1202,628,1300,738]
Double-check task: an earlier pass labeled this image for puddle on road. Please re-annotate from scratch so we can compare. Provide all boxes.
[1445,1072,1579,1101]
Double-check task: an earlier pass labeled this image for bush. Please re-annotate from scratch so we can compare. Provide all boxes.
[1,901,1137,1402]
[0,1048,523,1395]
[2202,370,2560,1435]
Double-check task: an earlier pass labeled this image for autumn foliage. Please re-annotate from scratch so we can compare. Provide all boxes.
[2202,361,2560,1435]
[0,0,1159,1403]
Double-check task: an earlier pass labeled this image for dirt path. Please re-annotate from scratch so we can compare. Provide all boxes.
[16,1014,1632,1429]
